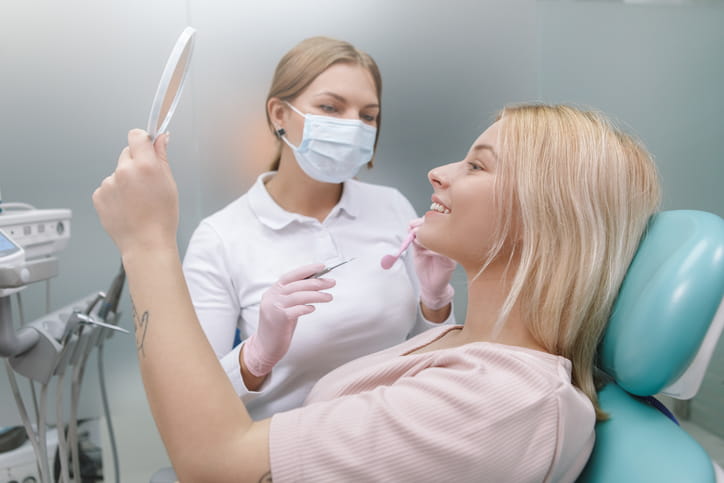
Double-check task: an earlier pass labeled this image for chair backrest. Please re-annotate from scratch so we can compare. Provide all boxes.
[578,210,724,483]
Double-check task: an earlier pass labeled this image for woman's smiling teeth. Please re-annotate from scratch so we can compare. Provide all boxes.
[430,202,450,214]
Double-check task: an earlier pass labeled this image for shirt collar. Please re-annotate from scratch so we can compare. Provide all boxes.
[248,172,360,230]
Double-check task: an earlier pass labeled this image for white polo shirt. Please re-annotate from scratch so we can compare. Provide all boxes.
[182,172,452,420]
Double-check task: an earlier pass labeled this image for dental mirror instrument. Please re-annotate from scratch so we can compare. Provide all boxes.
[146,26,196,141]
[380,231,416,270]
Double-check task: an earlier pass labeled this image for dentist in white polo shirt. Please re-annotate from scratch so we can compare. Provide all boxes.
[182,36,455,420]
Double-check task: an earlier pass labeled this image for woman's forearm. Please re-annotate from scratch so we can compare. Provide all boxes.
[123,246,263,479]
[93,130,272,481]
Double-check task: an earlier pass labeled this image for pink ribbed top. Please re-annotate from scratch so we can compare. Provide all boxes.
[270,325,595,482]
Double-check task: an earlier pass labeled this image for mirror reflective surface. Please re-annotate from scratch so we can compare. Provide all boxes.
[147,26,196,140]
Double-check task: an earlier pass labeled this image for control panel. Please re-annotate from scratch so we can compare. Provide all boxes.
[0,208,71,261]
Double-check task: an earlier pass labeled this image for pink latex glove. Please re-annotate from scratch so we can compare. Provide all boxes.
[243,263,335,377]
[409,218,456,310]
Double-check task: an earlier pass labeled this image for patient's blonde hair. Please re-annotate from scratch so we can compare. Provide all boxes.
[488,104,661,420]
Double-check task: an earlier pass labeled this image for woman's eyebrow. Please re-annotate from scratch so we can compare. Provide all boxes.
[313,91,379,109]
[313,91,346,103]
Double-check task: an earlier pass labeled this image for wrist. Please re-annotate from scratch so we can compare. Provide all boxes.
[421,301,452,323]
[420,283,455,310]
[241,333,276,378]
[239,344,269,391]
[121,241,179,267]
[120,244,180,283]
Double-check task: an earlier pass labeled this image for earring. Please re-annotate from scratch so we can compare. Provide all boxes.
[275,127,286,138]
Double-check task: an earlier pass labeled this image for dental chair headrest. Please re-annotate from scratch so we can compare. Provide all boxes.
[599,210,724,397]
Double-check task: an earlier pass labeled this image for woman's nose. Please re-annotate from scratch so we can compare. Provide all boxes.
[428,163,453,187]
[428,168,441,187]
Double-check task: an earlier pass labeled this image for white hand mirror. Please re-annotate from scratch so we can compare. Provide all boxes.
[147,26,196,141]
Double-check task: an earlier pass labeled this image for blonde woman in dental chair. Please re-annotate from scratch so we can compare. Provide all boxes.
[93,103,661,482]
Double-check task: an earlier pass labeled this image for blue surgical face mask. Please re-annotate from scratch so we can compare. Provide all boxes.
[279,102,377,184]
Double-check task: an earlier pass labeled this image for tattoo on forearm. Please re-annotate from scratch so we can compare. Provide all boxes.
[258,471,272,482]
[131,301,149,358]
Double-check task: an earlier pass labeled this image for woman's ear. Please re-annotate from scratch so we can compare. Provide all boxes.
[267,97,287,134]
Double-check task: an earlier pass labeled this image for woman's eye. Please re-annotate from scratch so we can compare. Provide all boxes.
[468,161,484,171]
[361,113,377,123]
[320,104,336,113]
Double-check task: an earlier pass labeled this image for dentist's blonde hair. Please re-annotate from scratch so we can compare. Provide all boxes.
[487,104,661,420]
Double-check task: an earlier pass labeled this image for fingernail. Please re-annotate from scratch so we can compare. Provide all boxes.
[164,132,171,147]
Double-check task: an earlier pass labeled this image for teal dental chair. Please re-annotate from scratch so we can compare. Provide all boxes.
[578,210,724,482]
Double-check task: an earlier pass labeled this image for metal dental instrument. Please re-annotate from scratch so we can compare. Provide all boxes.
[306,258,355,279]
[74,312,130,334]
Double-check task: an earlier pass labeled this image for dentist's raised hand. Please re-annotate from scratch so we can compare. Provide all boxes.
[242,263,336,380]
[409,218,456,312]
[93,129,176,257]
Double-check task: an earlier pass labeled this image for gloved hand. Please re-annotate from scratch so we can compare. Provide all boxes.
[243,263,335,377]
[409,218,456,310]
